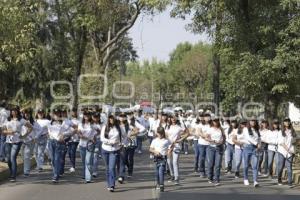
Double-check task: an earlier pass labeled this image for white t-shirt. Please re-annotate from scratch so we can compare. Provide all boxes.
[36,119,51,138]
[21,121,41,143]
[198,124,210,145]
[277,129,295,158]
[242,127,260,146]
[79,122,95,147]
[234,131,245,150]
[0,108,9,127]
[70,118,80,142]
[47,121,63,141]
[101,125,121,152]
[206,127,223,147]
[166,124,183,149]
[225,128,236,145]
[5,118,27,143]
[150,138,170,156]
[261,129,279,152]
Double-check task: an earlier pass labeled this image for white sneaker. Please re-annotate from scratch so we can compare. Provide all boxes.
[254,181,259,187]
[244,180,250,186]
[69,167,75,173]
[150,154,154,159]
[138,150,142,154]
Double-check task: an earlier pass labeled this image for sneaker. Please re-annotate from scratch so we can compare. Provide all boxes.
[200,174,207,178]
[10,178,16,182]
[254,181,259,187]
[160,185,164,192]
[278,182,283,186]
[69,167,75,173]
[107,187,114,192]
[215,182,221,186]
[208,180,213,184]
[85,180,94,184]
[23,174,29,178]
[150,154,154,159]
[138,150,142,154]
[258,172,262,176]
[235,172,240,179]
[118,177,124,184]
[174,179,179,185]
[262,173,268,177]
[155,185,160,190]
[244,180,250,186]
[52,179,58,183]
[184,152,188,155]
[288,184,294,188]
[168,176,174,182]
[92,173,97,178]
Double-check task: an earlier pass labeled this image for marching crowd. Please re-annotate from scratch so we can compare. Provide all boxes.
[0,100,298,192]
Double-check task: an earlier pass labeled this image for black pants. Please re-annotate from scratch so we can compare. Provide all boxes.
[124,147,136,175]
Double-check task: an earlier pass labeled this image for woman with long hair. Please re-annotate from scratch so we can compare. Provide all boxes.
[68,108,80,173]
[242,118,261,187]
[2,107,32,182]
[91,112,103,178]
[224,119,238,174]
[277,118,297,187]
[259,119,270,176]
[205,118,225,186]
[191,113,204,173]
[78,111,96,183]
[101,115,122,192]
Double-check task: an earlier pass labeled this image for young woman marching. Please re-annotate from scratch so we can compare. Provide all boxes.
[101,115,122,192]
[232,120,246,179]
[165,114,185,185]
[198,113,211,178]
[264,119,281,178]
[150,126,171,192]
[78,111,97,183]
[204,118,225,186]
[20,109,39,177]
[124,112,145,178]
[35,109,50,172]
[47,109,67,183]
[259,119,270,176]
[191,113,204,173]
[224,120,238,174]
[242,118,261,187]
[2,107,32,182]
[148,113,160,159]
[277,118,297,187]
[91,112,103,178]
[68,108,80,173]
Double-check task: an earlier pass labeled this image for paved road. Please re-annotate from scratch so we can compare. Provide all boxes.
[0,148,299,200]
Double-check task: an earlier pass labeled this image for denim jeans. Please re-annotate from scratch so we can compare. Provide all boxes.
[124,147,136,175]
[182,140,189,153]
[68,142,79,168]
[136,137,143,152]
[102,149,119,188]
[48,140,65,181]
[167,151,180,180]
[198,144,208,176]
[225,143,234,171]
[34,136,47,170]
[6,142,22,178]
[80,145,95,181]
[193,140,200,171]
[22,142,34,175]
[267,150,277,176]
[277,153,294,184]
[0,133,6,161]
[60,144,68,175]
[243,145,259,182]
[93,139,101,175]
[258,143,268,174]
[155,159,166,186]
[235,148,243,173]
[207,145,224,182]
[117,148,126,178]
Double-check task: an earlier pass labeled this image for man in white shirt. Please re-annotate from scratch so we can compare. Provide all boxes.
[0,100,9,162]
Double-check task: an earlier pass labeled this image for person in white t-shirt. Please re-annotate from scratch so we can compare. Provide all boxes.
[277,118,297,187]
[92,112,103,178]
[165,114,185,185]
[101,115,122,192]
[224,120,238,174]
[150,126,171,192]
[2,107,32,182]
[204,118,225,186]
[190,114,204,173]
[258,119,270,176]
[0,101,9,162]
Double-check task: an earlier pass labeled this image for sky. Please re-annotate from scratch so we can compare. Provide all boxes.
[129,9,210,62]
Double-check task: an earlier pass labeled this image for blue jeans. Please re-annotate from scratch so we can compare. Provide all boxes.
[277,153,293,184]
[136,137,143,152]
[207,145,224,182]
[198,144,208,176]
[267,150,277,176]
[235,148,243,173]
[6,142,22,178]
[68,142,79,168]
[34,136,47,170]
[48,140,65,181]
[79,145,95,181]
[93,139,101,175]
[0,133,6,160]
[225,143,234,171]
[60,144,68,175]
[22,142,34,175]
[155,158,166,186]
[243,145,259,182]
[117,148,126,178]
[258,143,268,174]
[193,140,200,171]
[124,147,136,175]
[102,149,119,188]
